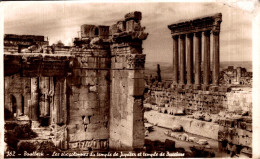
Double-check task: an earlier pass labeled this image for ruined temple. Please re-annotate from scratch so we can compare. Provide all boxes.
[220,66,252,85]
[144,13,252,157]
[4,11,148,151]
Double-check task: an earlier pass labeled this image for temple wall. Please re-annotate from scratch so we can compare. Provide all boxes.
[66,48,111,150]
[4,11,148,151]
[147,85,252,115]
[109,11,147,150]
[4,74,31,117]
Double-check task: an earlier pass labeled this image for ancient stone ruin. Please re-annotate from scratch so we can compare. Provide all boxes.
[4,11,252,158]
[168,13,222,87]
[144,13,252,157]
[4,11,148,151]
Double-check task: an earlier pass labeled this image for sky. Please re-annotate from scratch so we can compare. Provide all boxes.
[2,1,253,63]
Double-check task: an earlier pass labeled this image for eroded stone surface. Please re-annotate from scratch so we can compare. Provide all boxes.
[4,11,148,152]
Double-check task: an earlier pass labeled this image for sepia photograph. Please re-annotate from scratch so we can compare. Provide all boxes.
[1,0,259,158]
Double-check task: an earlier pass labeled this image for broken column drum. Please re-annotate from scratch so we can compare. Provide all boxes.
[168,13,222,86]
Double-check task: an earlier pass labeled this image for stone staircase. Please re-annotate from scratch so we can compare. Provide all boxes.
[30,120,54,140]
[32,127,54,140]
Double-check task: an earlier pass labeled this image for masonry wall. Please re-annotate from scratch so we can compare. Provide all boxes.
[4,74,31,118]
[147,83,252,115]
[109,11,148,150]
[4,11,148,151]
[66,47,111,150]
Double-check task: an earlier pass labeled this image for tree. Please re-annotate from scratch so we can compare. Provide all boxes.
[157,64,161,82]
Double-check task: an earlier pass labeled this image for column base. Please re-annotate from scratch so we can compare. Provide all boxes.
[209,85,218,92]
[193,84,201,90]
[185,84,193,89]
[177,84,185,89]
[171,84,178,89]
[201,85,209,91]
[218,86,231,92]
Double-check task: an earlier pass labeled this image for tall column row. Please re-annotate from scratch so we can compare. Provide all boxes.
[172,30,220,86]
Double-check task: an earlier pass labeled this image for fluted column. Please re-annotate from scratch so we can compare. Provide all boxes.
[172,35,179,84]
[194,32,202,85]
[203,31,211,85]
[212,31,220,85]
[179,34,186,84]
[186,33,193,85]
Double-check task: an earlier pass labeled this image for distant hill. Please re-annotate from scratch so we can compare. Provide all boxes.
[145,61,252,80]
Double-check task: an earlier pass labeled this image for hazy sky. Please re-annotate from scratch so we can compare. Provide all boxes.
[3,1,253,62]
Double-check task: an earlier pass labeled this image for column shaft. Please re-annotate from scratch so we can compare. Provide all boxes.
[179,34,186,84]
[39,77,50,117]
[30,77,39,120]
[203,31,211,85]
[54,77,67,125]
[212,31,220,85]
[16,94,22,116]
[194,32,202,85]
[172,36,179,84]
[186,34,193,85]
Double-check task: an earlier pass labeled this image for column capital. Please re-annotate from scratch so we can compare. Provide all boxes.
[179,34,186,39]
[212,31,220,35]
[187,33,194,38]
[172,35,179,40]
[203,30,211,36]
[194,32,202,37]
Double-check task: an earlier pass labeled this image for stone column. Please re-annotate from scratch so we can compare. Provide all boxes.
[186,33,193,85]
[212,31,220,85]
[16,94,22,116]
[203,31,211,85]
[179,34,186,85]
[172,35,179,84]
[54,77,67,125]
[194,32,202,85]
[30,77,39,120]
[39,77,50,117]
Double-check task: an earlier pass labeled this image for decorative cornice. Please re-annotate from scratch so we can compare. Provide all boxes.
[168,13,222,36]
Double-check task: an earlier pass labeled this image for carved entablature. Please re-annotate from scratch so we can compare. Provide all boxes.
[110,11,148,43]
[126,54,146,69]
[4,54,74,77]
[168,13,222,36]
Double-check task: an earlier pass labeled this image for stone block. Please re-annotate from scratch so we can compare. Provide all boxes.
[81,69,97,77]
[201,85,209,91]
[81,76,97,86]
[71,94,80,102]
[209,86,218,92]
[245,123,252,132]
[126,20,136,32]
[98,93,109,101]
[68,77,81,85]
[99,100,110,108]
[125,11,142,21]
[193,85,201,90]
[83,100,98,109]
